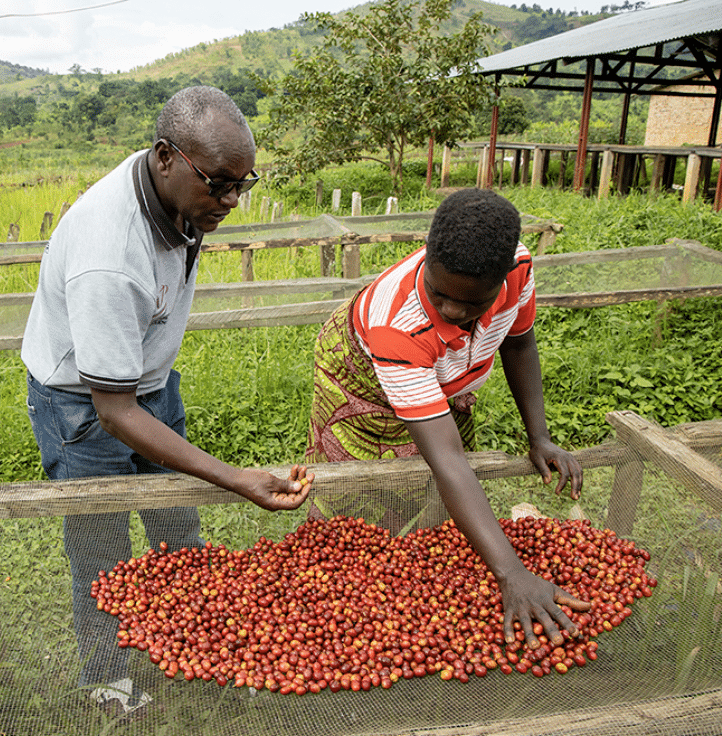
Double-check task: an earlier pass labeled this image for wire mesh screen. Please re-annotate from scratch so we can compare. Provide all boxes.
[1,415,720,735]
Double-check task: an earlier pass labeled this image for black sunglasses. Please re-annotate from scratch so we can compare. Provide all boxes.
[165,139,260,198]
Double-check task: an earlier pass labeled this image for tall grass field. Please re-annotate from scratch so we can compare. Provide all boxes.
[1,158,721,735]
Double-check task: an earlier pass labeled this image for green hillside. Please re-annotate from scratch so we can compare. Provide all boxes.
[0,1,604,95]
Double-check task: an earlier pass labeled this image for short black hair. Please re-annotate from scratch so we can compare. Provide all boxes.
[426,188,521,283]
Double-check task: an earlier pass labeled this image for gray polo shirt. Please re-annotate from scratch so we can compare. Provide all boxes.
[21,150,202,395]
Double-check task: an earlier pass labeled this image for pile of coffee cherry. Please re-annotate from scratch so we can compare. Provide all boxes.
[91,515,655,693]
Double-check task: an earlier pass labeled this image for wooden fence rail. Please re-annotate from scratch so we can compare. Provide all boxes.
[2,239,721,351]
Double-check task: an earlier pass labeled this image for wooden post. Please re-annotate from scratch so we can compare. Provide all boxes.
[342,238,361,279]
[425,136,434,189]
[240,191,251,212]
[39,211,53,240]
[589,151,601,192]
[385,197,399,215]
[573,59,595,192]
[6,223,19,242]
[486,87,500,189]
[351,192,362,217]
[271,201,283,222]
[557,151,568,189]
[537,228,556,256]
[682,153,702,205]
[531,147,544,188]
[497,148,505,188]
[260,196,271,221]
[510,150,521,185]
[606,410,722,514]
[714,157,722,212]
[606,452,645,537]
[320,242,335,277]
[315,180,324,208]
[476,146,488,189]
[650,153,665,192]
[440,146,452,189]
[332,189,342,212]
[520,149,530,185]
[241,250,254,282]
[59,202,71,221]
[598,149,614,199]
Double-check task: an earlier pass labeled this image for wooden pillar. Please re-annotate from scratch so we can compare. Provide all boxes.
[486,88,500,189]
[39,211,53,240]
[351,192,362,216]
[241,249,254,282]
[520,149,530,185]
[557,151,568,189]
[714,156,722,212]
[531,146,544,188]
[342,239,361,279]
[573,58,595,192]
[320,242,335,277]
[332,189,342,212]
[606,452,645,537]
[260,196,271,220]
[510,150,521,185]
[440,146,452,189]
[497,147,505,188]
[315,180,324,208]
[426,136,434,189]
[682,153,702,204]
[476,145,488,189]
[589,151,601,193]
[598,149,614,199]
[650,153,665,192]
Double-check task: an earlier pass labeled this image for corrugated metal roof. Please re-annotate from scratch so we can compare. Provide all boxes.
[476,0,722,74]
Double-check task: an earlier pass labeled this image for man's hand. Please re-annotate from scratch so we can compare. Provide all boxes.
[528,437,583,500]
[233,464,313,510]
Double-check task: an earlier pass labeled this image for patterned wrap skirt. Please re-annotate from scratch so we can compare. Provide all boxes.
[304,293,477,526]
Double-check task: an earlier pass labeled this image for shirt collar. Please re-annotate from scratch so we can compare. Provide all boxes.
[132,150,203,252]
[415,248,508,343]
[415,253,468,345]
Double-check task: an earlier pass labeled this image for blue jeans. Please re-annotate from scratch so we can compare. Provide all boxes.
[26,370,203,687]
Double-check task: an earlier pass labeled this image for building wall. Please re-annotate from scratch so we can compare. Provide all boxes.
[645,77,720,147]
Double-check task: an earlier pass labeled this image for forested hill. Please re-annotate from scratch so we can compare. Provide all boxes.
[1,1,607,90]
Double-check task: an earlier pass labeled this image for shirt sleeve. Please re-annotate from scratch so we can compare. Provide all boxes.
[363,326,451,422]
[507,251,536,337]
[65,270,155,392]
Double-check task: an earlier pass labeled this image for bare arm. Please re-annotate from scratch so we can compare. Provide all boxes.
[498,327,582,499]
[404,413,589,649]
[91,388,312,511]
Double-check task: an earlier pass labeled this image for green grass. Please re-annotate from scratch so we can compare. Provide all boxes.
[1,161,721,735]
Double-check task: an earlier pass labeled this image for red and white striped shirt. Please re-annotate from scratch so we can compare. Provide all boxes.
[352,244,535,421]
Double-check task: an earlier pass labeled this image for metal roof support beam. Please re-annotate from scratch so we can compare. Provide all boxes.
[486,83,501,189]
[574,59,595,192]
[707,39,722,146]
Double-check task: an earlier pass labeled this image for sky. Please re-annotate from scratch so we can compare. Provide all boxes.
[1,0,681,76]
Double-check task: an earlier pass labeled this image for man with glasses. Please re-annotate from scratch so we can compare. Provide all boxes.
[21,86,312,720]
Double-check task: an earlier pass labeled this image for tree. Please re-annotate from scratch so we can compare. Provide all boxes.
[260,0,498,195]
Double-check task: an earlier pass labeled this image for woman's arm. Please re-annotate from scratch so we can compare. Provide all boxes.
[498,327,582,499]
[404,413,589,649]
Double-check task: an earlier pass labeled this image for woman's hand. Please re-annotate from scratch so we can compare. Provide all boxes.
[529,437,583,500]
[497,565,592,649]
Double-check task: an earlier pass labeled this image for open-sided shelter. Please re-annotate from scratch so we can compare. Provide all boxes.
[474,0,722,201]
